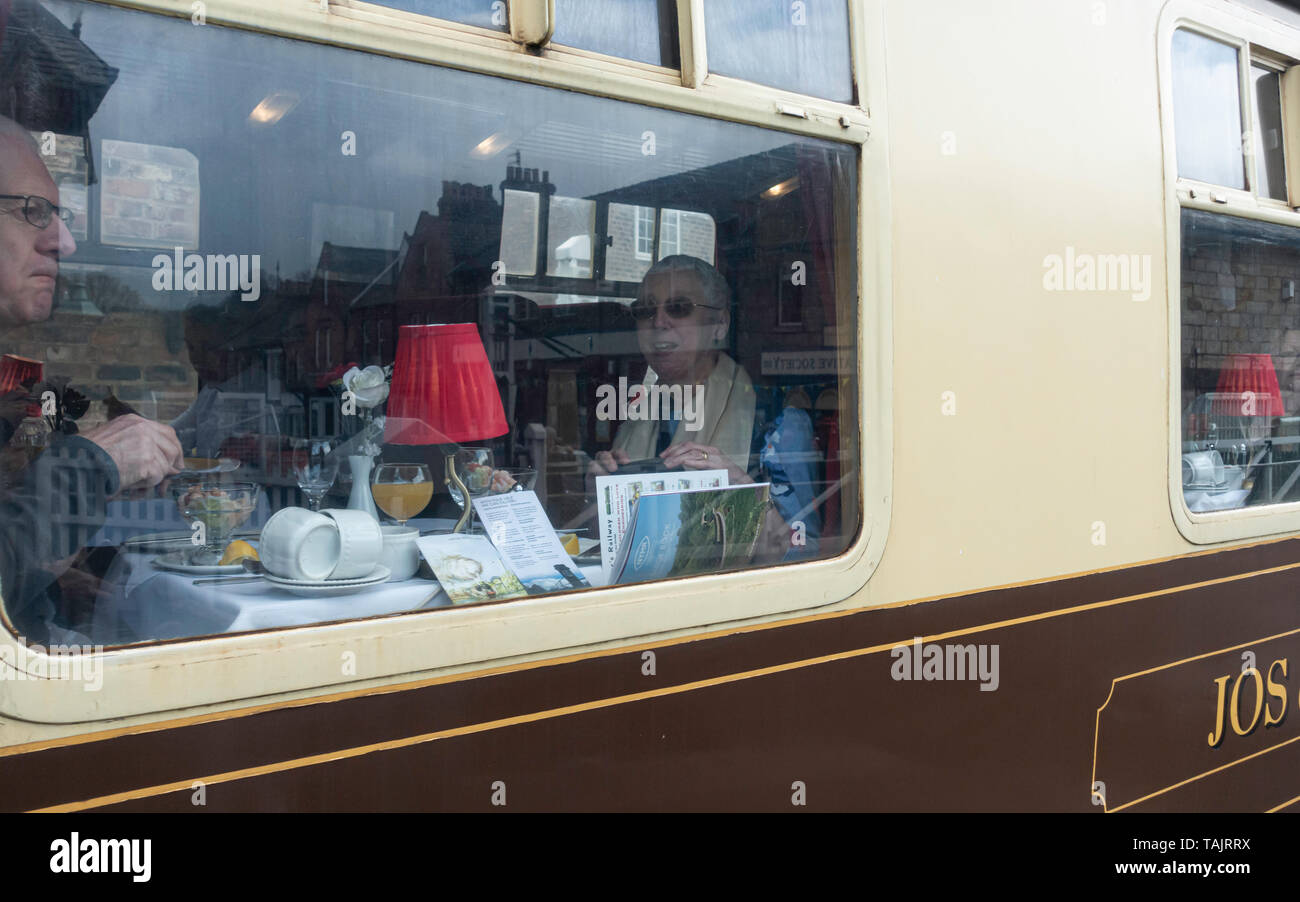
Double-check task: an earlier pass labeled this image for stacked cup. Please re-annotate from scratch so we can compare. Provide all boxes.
[261,508,384,581]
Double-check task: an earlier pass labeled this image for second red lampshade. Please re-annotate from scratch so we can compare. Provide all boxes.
[384,324,507,445]
[1214,353,1285,418]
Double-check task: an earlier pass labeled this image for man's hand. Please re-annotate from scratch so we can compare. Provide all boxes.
[80,415,183,494]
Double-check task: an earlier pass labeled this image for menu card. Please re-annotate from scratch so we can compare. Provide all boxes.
[416,533,528,605]
[594,469,730,579]
[472,490,592,593]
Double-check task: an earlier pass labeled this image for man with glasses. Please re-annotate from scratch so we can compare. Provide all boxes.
[0,115,183,642]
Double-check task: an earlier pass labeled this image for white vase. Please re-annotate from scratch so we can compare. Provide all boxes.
[347,454,380,521]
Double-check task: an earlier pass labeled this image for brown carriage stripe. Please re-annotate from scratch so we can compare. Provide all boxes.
[5,536,1300,811]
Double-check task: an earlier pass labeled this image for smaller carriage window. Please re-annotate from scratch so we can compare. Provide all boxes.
[1172,29,1246,190]
[1180,209,1300,512]
[361,0,508,31]
[703,0,853,103]
[553,0,680,68]
[1251,65,1287,201]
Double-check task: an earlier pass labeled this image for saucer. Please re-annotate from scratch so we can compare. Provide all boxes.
[263,566,391,597]
[153,551,245,575]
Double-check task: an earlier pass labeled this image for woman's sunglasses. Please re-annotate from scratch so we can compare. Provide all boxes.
[630,296,722,321]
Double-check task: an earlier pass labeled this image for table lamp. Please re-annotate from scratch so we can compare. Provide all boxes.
[384,324,507,532]
[0,354,44,417]
[1215,353,1284,439]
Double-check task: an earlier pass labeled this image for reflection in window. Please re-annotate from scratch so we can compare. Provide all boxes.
[0,0,858,649]
[547,196,595,278]
[635,206,655,260]
[361,0,507,31]
[1252,66,1287,201]
[704,0,853,102]
[1180,209,1300,512]
[1172,29,1245,189]
[553,0,679,67]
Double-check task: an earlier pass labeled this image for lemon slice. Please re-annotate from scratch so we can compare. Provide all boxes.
[561,533,580,555]
[219,540,259,566]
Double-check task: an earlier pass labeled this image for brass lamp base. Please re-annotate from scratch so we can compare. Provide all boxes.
[446,452,472,533]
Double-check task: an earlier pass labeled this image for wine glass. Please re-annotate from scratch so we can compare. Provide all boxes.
[174,481,259,564]
[447,447,494,532]
[291,438,338,512]
[372,463,433,526]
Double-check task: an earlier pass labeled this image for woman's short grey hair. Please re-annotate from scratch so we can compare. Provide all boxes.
[639,254,732,323]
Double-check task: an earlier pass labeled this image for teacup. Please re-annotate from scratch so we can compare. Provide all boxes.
[322,509,384,579]
[379,525,421,581]
[261,508,339,581]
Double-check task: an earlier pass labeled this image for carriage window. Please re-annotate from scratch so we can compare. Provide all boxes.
[1179,208,1300,512]
[1172,29,1246,190]
[1251,64,1287,201]
[0,0,859,648]
[703,0,854,103]
[360,0,508,32]
[553,0,680,68]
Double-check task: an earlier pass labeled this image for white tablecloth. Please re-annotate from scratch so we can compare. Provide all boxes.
[93,552,450,642]
[91,521,604,643]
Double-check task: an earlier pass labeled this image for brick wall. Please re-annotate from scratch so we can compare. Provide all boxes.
[1181,237,1300,415]
[4,309,197,430]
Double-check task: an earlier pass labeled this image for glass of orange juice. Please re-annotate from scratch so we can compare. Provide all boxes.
[371,464,433,526]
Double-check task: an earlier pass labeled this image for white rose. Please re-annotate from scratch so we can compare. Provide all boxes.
[343,365,389,408]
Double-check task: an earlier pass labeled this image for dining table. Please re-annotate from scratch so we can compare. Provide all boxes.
[90,517,605,644]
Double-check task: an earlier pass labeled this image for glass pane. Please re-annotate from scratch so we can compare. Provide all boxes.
[500,189,540,275]
[0,0,858,648]
[1252,66,1287,201]
[361,0,507,32]
[606,203,656,281]
[553,0,679,68]
[659,209,715,261]
[1172,29,1245,189]
[546,196,595,278]
[1180,209,1300,512]
[704,0,853,103]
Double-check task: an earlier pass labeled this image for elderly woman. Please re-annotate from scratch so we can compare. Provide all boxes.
[591,256,822,559]
[593,255,756,481]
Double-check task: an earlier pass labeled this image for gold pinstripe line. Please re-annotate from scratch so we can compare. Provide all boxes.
[28,560,1300,812]
[1266,792,1300,812]
[1107,734,1300,813]
[8,548,1300,760]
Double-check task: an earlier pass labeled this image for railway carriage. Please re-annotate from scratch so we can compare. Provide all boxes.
[0,0,1298,813]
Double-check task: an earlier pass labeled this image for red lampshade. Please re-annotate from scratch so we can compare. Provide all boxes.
[1214,353,1285,417]
[0,354,42,393]
[384,324,507,445]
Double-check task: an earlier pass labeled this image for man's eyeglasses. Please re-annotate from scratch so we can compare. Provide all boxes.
[0,195,74,230]
[630,296,722,321]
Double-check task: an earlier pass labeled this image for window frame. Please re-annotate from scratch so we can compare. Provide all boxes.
[1161,0,1300,544]
[0,0,892,725]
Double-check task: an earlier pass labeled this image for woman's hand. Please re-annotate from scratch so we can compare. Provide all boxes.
[586,448,631,494]
[660,442,751,484]
[589,448,631,478]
